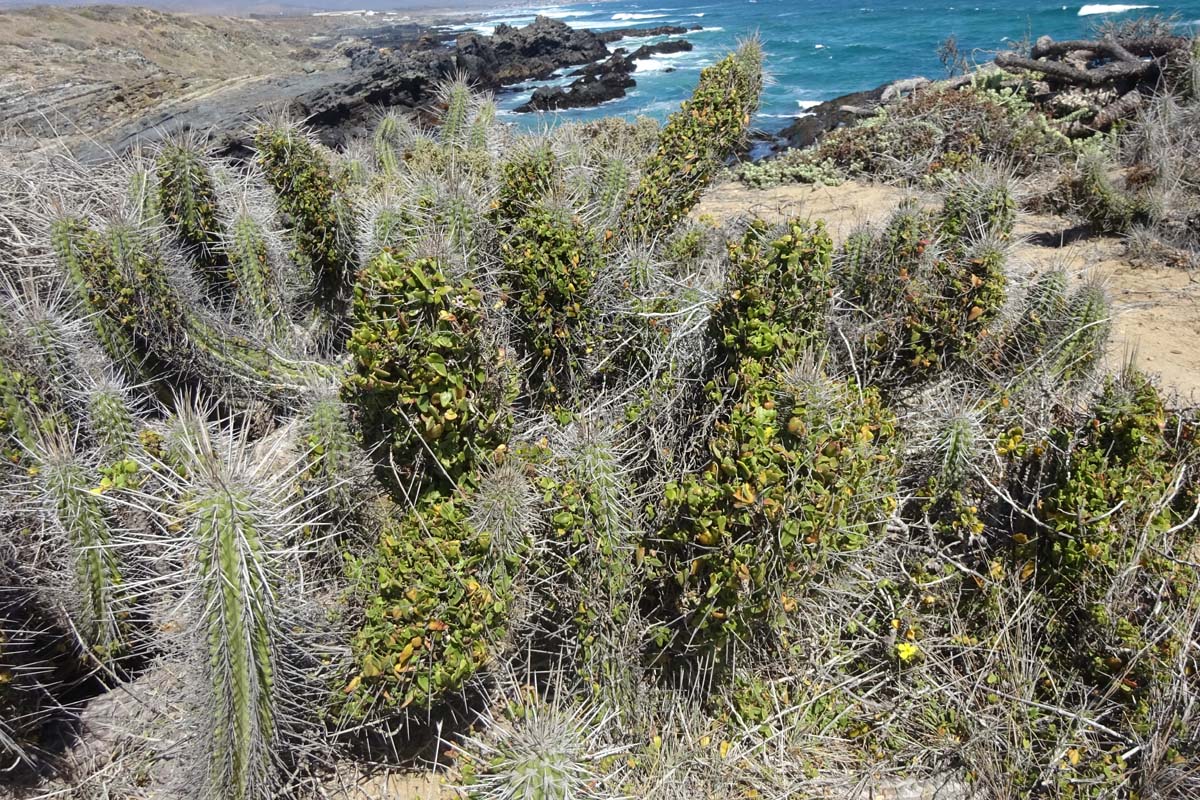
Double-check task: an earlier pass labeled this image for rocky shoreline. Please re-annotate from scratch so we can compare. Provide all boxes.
[515,38,696,113]
[0,8,700,161]
[96,15,701,158]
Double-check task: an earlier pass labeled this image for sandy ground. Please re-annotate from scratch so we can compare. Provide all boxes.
[696,179,1200,404]
[325,770,449,799]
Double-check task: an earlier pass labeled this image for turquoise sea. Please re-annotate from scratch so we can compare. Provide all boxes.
[442,0,1200,131]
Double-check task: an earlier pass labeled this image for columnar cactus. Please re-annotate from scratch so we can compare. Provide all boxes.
[619,40,763,241]
[459,687,622,800]
[65,221,324,400]
[1002,268,1070,370]
[298,390,365,521]
[373,110,414,177]
[1052,282,1111,385]
[223,207,289,340]
[156,138,225,281]
[5,40,1198,800]
[51,215,142,379]
[35,433,131,660]
[254,122,356,339]
[165,417,300,800]
[437,78,474,148]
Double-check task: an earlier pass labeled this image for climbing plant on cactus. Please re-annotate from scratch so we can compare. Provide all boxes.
[345,251,512,492]
[620,40,763,241]
[501,207,600,406]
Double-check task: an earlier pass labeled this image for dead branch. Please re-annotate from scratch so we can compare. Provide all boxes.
[1031,37,1141,63]
[994,51,1152,88]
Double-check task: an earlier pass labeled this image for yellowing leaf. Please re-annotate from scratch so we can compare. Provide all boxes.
[732,483,756,506]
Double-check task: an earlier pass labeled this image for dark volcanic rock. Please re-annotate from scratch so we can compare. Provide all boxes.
[566,40,692,78]
[519,39,693,113]
[777,85,888,150]
[456,15,609,85]
[629,40,693,60]
[768,76,931,155]
[596,24,701,43]
[518,53,636,112]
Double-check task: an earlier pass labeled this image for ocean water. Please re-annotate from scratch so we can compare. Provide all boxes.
[442,0,1200,132]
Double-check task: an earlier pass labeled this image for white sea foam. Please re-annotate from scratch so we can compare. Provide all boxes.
[1077,4,1157,15]
[634,57,671,72]
[613,13,669,21]
[815,43,826,49]
[797,100,822,109]
[568,19,649,29]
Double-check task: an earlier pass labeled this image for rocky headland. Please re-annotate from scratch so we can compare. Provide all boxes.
[0,6,699,160]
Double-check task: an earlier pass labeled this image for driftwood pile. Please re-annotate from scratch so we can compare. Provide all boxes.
[995,34,1192,136]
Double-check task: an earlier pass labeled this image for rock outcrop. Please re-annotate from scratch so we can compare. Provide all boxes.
[775,75,931,151]
[516,40,693,113]
[455,15,610,84]
[596,24,701,43]
[1,7,704,161]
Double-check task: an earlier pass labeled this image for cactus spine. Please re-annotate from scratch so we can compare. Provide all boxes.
[469,99,497,154]
[51,217,142,378]
[173,421,288,800]
[38,438,129,660]
[438,79,473,147]
[69,221,324,400]
[373,111,413,177]
[1052,283,1111,384]
[225,210,289,340]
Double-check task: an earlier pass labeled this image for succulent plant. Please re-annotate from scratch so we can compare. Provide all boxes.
[459,683,624,800]
[501,206,600,407]
[254,121,356,343]
[161,412,306,800]
[33,431,132,661]
[344,250,513,493]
